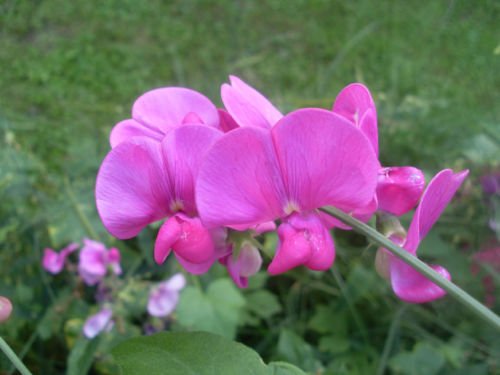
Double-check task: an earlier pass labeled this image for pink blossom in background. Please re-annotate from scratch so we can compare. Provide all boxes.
[196,108,379,274]
[333,83,425,217]
[221,75,283,129]
[42,243,79,274]
[109,87,221,148]
[78,239,122,286]
[147,273,186,317]
[220,242,263,288]
[83,308,113,339]
[96,125,227,274]
[472,246,500,307]
[0,296,12,323]
[377,169,468,303]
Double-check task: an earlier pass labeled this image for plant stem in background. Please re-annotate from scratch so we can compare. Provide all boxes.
[320,206,500,332]
[0,337,32,375]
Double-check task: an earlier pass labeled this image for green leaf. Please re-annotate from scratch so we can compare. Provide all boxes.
[67,336,101,375]
[389,342,445,375]
[277,329,321,372]
[112,331,269,375]
[318,335,350,354]
[176,279,245,338]
[268,361,307,375]
[246,290,282,320]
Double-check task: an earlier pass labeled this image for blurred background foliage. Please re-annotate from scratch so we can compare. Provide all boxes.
[0,0,499,374]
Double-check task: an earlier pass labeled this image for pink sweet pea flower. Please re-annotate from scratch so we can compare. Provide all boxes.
[377,169,468,303]
[110,87,220,147]
[220,242,263,288]
[333,83,425,216]
[0,296,13,323]
[147,273,186,317]
[83,308,113,339]
[78,239,122,286]
[96,125,226,274]
[221,75,283,129]
[42,242,79,274]
[197,108,379,274]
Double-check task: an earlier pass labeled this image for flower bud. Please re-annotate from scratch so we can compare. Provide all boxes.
[0,297,13,323]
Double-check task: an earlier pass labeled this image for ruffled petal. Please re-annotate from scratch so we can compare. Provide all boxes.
[162,126,222,216]
[272,108,379,213]
[377,166,425,216]
[332,83,378,154]
[405,169,469,254]
[109,119,164,148]
[390,257,450,303]
[196,127,286,229]
[132,87,219,132]
[96,138,172,239]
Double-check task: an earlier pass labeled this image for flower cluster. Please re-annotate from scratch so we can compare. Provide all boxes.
[42,239,185,338]
[95,76,468,303]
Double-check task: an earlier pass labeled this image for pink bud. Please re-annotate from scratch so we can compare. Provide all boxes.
[377,167,425,216]
[268,212,335,275]
[225,242,263,288]
[0,296,13,323]
[42,243,79,274]
[154,213,215,267]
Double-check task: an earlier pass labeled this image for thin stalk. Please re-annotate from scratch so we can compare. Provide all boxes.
[0,337,32,375]
[376,306,406,375]
[64,177,100,240]
[320,206,500,331]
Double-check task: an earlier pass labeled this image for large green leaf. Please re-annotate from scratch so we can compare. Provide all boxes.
[112,331,269,375]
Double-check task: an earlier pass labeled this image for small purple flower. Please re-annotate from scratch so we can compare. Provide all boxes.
[78,239,122,286]
[42,243,79,274]
[83,308,113,339]
[147,273,186,318]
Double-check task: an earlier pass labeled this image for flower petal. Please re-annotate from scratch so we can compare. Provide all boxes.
[332,83,378,154]
[132,87,219,133]
[217,109,239,132]
[42,249,65,274]
[221,83,271,129]
[390,257,450,303]
[147,286,180,317]
[109,119,164,148]
[161,125,223,216]
[96,138,172,239]
[197,127,286,229]
[377,166,425,216]
[83,308,113,339]
[405,169,469,254]
[163,273,187,292]
[175,253,215,275]
[272,108,379,213]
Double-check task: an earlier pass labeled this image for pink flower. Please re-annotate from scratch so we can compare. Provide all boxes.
[110,87,221,148]
[221,76,283,129]
[78,239,122,286]
[147,273,186,317]
[0,296,13,323]
[42,243,79,274]
[333,83,425,216]
[197,108,379,274]
[220,242,263,288]
[96,125,226,274]
[83,308,113,339]
[377,169,468,303]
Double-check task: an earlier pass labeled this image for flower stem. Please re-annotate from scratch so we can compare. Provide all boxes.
[320,206,500,332]
[0,337,32,375]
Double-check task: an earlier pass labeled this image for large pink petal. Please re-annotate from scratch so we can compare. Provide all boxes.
[377,166,425,216]
[109,119,164,148]
[405,169,469,254]
[96,138,172,239]
[162,126,222,216]
[272,108,379,213]
[332,83,378,154]
[132,87,219,132]
[196,127,286,228]
[390,257,450,303]
[227,75,283,127]
[221,84,271,129]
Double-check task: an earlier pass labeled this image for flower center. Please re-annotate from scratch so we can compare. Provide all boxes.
[169,199,184,213]
[284,201,300,215]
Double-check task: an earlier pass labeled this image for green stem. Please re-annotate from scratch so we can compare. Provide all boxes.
[64,177,100,240]
[320,206,500,332]
[376,306,406,375]
[0,337,32,375]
